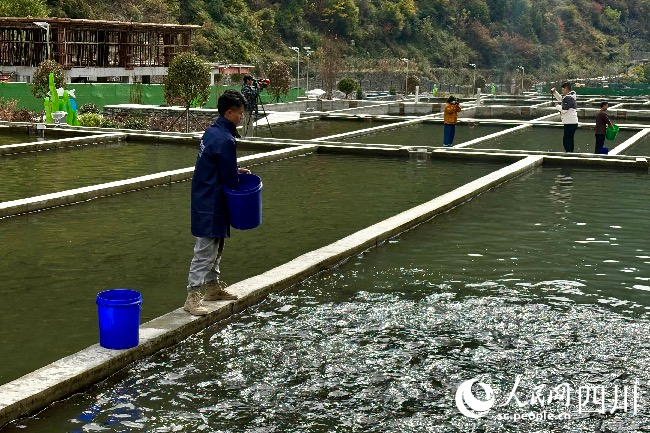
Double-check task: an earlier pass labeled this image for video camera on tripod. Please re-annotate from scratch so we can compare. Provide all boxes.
[252,78,270,89]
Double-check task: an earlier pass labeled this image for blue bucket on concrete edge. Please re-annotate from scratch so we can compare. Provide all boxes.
[225,173,263,230]
[96,289,142,350]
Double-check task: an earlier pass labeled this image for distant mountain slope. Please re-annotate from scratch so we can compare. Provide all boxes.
[3,0,650,80]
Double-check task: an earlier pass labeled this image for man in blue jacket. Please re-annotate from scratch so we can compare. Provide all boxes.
[185,90,251,316]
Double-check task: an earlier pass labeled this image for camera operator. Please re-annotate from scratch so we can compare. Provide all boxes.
[241,74,262,137]
[443,95,462,147]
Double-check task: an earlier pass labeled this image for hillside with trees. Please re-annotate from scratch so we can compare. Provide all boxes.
[3,0,650,86]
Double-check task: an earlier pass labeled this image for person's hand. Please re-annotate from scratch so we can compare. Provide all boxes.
[238,167,251,174]
[550,87,556,93]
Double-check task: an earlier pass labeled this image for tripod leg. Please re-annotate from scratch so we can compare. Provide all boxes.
[257,95,273,138]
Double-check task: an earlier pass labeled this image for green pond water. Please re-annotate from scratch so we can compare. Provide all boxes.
[5,167,650,432]
[0,154,503,385]
[253,118,399,140]
[0,141,261,202]
[621,133,650,156]
[341,123,509,146]
[0,129,91,145]
[473,124,639,153]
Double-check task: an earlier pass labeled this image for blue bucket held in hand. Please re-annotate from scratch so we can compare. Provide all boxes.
[96,289,142,350]
[225,173,263,230]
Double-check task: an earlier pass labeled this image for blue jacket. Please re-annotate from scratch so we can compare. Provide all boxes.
[191,116,239,238]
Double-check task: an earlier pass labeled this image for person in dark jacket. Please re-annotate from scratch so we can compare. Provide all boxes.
[241,75,261,137]
[594,101,613,154]
[185,90,251,316]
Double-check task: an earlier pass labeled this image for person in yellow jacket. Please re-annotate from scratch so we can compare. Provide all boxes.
[443,96,462,147]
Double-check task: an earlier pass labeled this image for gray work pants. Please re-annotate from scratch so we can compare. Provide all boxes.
[242,111,255,137]
[187,237,224,292]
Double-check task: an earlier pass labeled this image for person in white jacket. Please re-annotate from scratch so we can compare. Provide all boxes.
[551,82,578,152]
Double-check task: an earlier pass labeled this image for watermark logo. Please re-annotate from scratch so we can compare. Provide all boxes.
[455,375,640,421]
[455,378,496,419]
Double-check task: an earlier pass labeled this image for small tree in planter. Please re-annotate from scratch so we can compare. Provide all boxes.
[337,77,358,99]
[163,52,210,132]
[30,60,65,99]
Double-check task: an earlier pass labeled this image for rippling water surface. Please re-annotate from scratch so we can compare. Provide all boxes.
[5,166,650,432]
[0,154,499,384]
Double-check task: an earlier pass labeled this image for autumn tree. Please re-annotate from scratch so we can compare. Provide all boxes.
[406,74,420,94]
[320,37,345,99]
[266,61,291,102]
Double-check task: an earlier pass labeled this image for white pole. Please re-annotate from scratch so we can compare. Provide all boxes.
[304,47,312,93]
[34,22,51,60]
[401,58,408,95]
[290,46,300,94]
[469,63,476,95]
[406,61,409,95]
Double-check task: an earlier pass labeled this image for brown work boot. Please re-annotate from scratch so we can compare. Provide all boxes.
[203,280,238,301]
[184,290,208,316]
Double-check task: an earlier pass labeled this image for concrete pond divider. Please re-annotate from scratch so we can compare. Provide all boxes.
[433,147,649,170]
[0,145,318,219]
[608,128,650,156]
[0,132,126,156]
[0,155,543,428]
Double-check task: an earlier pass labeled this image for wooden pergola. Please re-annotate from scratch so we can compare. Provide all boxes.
[0,17,200,69]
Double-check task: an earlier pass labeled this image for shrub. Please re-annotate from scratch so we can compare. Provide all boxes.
[0,97,18,121]
[121,115,149,130]
[12,109,38,122]
[100,118,120,129]
[78,113,103,127]
[78,103,100,115]
[337,77,358,98]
